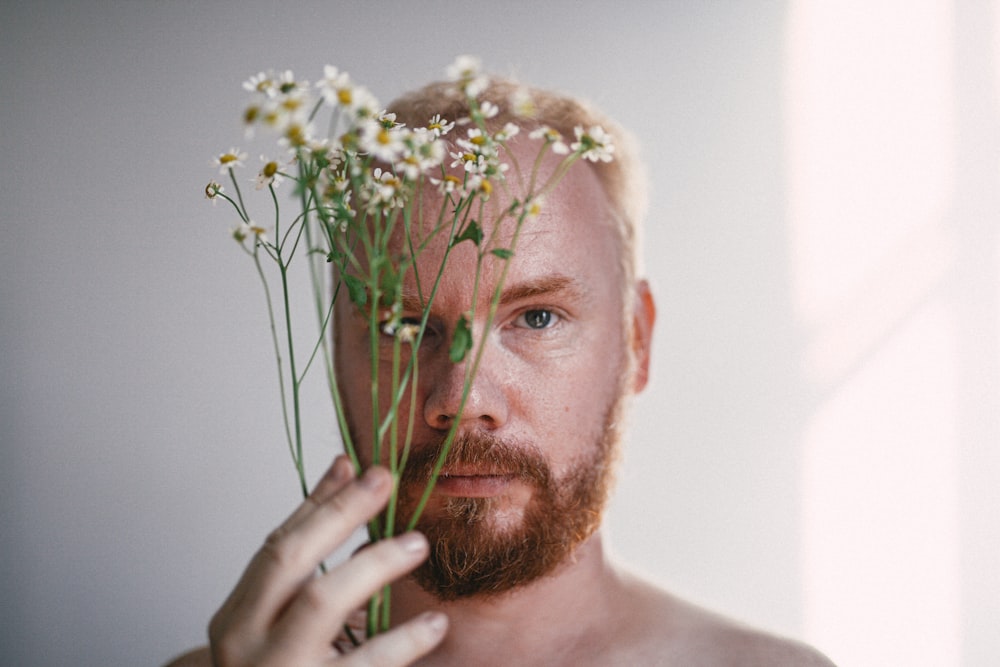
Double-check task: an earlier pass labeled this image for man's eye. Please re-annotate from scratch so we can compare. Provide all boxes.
[515,309,557,330]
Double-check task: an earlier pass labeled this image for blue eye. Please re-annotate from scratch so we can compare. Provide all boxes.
[517,309,556,330]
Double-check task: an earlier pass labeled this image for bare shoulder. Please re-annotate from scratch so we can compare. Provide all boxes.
[162,646,211,667]
[610,571,836,666]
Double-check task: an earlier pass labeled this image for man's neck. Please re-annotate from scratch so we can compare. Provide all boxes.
[390,530,628,666]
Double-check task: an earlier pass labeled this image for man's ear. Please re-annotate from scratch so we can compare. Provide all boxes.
[630,279,656,393]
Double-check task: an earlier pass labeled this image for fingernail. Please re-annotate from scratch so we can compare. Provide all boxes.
[420,611,448,635]
[359,466,387,491]
[327,455,351,482]
[397,531,428,554]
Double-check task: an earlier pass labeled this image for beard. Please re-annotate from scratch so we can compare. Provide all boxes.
[388,395,626,601]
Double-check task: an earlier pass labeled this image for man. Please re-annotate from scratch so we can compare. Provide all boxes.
[168,78,834,666]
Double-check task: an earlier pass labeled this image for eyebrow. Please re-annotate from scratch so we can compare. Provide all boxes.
[398,274,584,313]
[498,274,582,305]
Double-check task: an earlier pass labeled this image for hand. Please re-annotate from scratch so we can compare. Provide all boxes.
[207,455,448,666]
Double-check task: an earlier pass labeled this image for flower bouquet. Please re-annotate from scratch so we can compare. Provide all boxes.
[205,55,614,639]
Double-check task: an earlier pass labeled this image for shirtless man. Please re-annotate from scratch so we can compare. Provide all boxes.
[168,78,834,666]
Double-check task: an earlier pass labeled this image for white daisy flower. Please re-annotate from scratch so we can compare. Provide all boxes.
[446,54,488,97]
[430,173,465,196]
[529,126,569,155]
[425,114,455,138]
[397,132,446,180]
[317,65,381,119]
[479,101,499,119]
[215,148,248,173]
[204,181,223,202]
[510,88,536,118]
[359,120,407,164]
[243,71,277,97]
[232,220,269,244]
[367,167,405,209]
[571,125,615,163]
[253,156,285,190]
[493,122,520,143]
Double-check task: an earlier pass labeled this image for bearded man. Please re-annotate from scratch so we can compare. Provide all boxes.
[167,78,834,666]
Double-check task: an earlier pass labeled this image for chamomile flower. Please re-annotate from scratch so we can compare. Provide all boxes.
[367,167,405,209]
[430,173,464,196]
[277,120,316,151]
[204,181,223,201]
[215,148,248,173]
[493,122,520,143]
[232,220,269,245]
[243,71,278,97]
[377,110,403,130]
[318,65,380,119]
[450,150,486,174]
[529,126,569,155]
[523,195,544,218]
[397,131,446,180]
[359,119,407,164]
[479,100,499,119]
[510,88,537,118]
[446,55,488,97]
[465,173,493,199]
[571,125,614,163]
[254,156,285,190]
[425,114,455,138]
[459,128,489,150]
[275,70,307,96]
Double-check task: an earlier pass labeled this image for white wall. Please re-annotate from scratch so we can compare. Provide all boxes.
[1,1,997,665]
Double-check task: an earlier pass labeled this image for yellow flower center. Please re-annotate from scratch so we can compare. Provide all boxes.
[377,129,392,146]
[285,125,306,147]
[219,153,238,165]
[337,88,352,105]
[470,135,486,146]
[479,180,492,195]
[244,106,259,124]
[263,162,278,178]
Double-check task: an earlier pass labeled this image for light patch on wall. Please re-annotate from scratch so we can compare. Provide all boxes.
[786,0,962,664]
[801,301,961,666]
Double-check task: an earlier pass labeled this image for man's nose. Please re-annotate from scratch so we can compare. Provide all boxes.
[422,342,508,431]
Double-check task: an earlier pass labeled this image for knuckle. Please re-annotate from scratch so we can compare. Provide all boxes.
[259,525,307,571]
[296,577,333,615]
[207,627,243,666]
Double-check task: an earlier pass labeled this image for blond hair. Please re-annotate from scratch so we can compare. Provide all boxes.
[387,78,647,284]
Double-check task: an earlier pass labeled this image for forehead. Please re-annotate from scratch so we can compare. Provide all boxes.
[409,139,624,286]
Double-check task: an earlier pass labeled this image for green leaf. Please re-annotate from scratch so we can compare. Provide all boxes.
[490,248,514,260]
[452,220,482,247]
[343,274,367,307]
[449,314,473,363]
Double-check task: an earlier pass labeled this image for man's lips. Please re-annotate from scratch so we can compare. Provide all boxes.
[432,471,515,497]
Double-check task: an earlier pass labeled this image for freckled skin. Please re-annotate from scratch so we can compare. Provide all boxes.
[334,137,629,494]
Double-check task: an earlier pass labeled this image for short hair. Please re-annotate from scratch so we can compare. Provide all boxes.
[386,78,647,285]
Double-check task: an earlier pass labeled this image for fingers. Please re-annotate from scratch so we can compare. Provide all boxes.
[271,532,430,645]
[332,611,448,667]
[208,454,445,667]
[211,458,392,641]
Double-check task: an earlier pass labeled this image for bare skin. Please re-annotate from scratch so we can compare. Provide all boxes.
[166,139,834,666]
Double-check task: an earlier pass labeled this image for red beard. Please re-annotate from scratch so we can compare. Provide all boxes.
[392,429,615,601]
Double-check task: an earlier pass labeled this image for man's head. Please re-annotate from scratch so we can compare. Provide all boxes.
[333,77,655,601]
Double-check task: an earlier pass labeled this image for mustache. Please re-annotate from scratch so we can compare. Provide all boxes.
[398,432,551,487]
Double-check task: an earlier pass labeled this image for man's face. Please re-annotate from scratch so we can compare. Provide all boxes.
[334,137,649,599]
